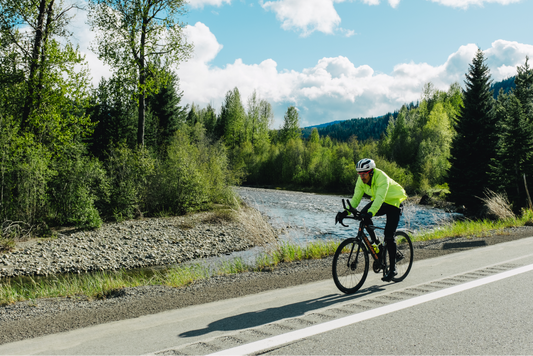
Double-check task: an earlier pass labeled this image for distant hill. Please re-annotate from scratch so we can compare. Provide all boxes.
[302,113,397,142]
[307,120,344,128]
[491,76,516,98]
[301,77,516,142]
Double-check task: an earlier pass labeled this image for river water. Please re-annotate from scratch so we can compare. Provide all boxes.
[235,187,458,244]
[187,187,460,269]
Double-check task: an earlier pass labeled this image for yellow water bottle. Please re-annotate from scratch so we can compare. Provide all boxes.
[372,243,380,254]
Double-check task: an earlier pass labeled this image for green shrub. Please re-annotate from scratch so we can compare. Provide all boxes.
[147,124,239,215]
[48,146,107,228]
[0,115,51,226]
[104,144,156,220]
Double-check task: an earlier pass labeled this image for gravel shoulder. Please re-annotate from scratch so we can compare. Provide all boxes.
[1,211,533,345]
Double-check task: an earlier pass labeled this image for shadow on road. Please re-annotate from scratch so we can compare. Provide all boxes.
[179,284,385,338]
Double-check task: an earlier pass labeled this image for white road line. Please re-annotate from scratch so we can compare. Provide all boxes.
[207,263,533,356]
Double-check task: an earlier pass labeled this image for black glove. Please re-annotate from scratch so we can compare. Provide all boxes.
[360,211,373,220]
[335,210,348,225]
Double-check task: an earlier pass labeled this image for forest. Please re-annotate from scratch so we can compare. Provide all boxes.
[1,0,532,240]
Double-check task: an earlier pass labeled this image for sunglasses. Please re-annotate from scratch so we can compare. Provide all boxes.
[358,171,371,176]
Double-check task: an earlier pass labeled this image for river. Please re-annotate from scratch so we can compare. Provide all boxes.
[235,187,458,244]
[196,186,460,267]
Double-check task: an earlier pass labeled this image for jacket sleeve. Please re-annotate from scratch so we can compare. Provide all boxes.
[368,172,389,216]
[348,178,365,214]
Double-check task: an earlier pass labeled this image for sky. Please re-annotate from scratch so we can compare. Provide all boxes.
[71,0,533,129]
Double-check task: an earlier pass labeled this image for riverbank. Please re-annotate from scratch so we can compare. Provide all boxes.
[0,204,277,279]
[1,224,533,345]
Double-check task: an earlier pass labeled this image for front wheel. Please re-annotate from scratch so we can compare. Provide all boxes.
[383,231,414,282]
[332,238,369,294]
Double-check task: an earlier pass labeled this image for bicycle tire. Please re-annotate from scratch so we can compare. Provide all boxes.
[332,238,369,294]
[382,231,414,282]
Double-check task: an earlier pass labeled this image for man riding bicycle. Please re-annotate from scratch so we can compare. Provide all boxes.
[336,158,407,282]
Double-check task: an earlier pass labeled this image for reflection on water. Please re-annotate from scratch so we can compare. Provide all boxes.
[236,187,458,244]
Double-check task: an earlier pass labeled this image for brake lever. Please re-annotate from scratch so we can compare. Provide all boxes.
[346,199,358,217]
[336,204,349,227]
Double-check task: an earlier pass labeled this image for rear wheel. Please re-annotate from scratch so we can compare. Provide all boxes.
[332,238,369,294]
[383,231,413,282]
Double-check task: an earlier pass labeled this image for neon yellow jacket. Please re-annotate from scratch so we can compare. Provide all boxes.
[349,168,407,216]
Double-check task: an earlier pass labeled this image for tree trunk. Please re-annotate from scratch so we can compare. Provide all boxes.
[137,12,150,147]
[22,0,49,130]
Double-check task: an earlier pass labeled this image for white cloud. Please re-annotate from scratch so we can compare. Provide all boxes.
[339,28,356,37]
[177,25,533,129]
[261,0,343,36]
[388,0,401,7]
[184,22,224,64]
[260,0,404,37]
[188,0,231,9]
[429,0,521,9]
[68,7,113,86]
[485,39,533,80]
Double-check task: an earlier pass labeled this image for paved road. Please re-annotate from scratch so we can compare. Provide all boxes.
[1,236,533,355]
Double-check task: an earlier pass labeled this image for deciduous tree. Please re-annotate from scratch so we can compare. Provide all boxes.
[280,106,301,144]
[87,0,191,146]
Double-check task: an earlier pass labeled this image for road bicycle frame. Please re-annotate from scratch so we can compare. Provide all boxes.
[342,199,387,268]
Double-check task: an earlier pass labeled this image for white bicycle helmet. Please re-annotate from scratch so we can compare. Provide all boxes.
[356,158,376,172]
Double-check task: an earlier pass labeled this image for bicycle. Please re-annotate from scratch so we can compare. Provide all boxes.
[332,199,414,294]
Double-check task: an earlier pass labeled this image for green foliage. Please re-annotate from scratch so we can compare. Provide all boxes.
[146,124,239,215]
[380,83,461,193]
[145,73,188,151]
[491,76,516,98]
[103,145,156,220]
[48,146,107,229]
[449,49,497,211]
[217,87,247,148]
[88,76,138,158]
[489,59,533,211]
[87,0,192,146]
[202,104,218,138]
[513,57,533,119]
[247,90,272,148]
[280,106,301,144]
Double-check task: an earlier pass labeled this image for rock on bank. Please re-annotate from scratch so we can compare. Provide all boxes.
[0,205,277,278]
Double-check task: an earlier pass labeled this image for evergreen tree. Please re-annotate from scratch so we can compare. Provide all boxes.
[490,58,533,211]
[186,104,199,126]
[146,74,187,151]
[203,104,218,138]
[490,92,533,210]
[88,76,137,158]
[513,57,533,121]
[449,49,496,212]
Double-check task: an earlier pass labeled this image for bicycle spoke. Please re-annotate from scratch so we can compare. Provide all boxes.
[392,231,413,282]
[332,238,369,294]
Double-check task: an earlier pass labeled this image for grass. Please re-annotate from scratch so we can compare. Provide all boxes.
[414,208,533,241]
[1,209,533,305]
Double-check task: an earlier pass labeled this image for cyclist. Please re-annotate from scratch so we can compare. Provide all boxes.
[336,158,407,282]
